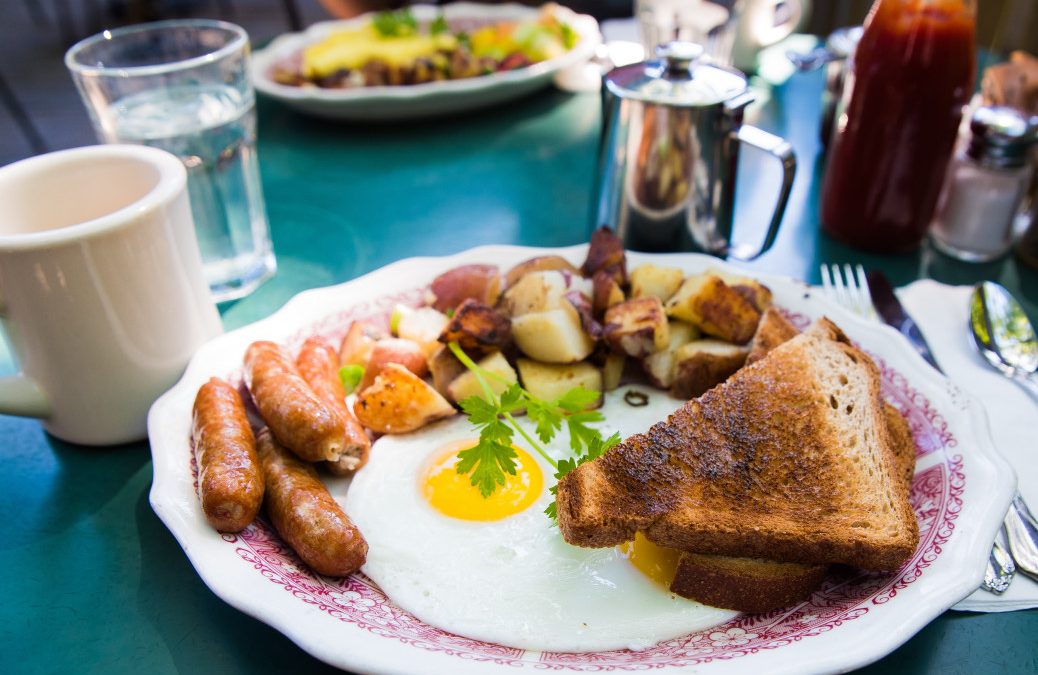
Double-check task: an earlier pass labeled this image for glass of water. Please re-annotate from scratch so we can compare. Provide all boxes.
[66,20,275,303]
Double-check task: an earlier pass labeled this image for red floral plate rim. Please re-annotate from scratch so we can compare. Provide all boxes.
[148,245,1015,675]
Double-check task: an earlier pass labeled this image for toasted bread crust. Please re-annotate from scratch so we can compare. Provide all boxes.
[557,318,920,572]
[746,308,799,365]
[666,403,918,613]
[670,554,828,614]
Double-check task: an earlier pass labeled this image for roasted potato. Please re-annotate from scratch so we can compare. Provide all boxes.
[446,351,519,404]
[498,270,593,318]
[438,299,511,353]
[582,226,626,284]
[339,320,385,367]
[630,263,684,303]
[642,320,700,388]
[395,306,450,357]
[665,274,761,344]
[517,358,603,409]
[601,353,626,391]
[503,255,579,289]
[670,340,749,399]
[354,363,456,433]
[603,297,670,358]
[428,344,467,398]
[358,338,429,391]
[511,308,595,363]
[592,270,626,317]
[707,268,773,312]
[427,264,502,313]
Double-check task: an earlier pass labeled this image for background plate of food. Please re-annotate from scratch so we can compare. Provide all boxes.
[250,3,600,121]
[149,242,1014,674]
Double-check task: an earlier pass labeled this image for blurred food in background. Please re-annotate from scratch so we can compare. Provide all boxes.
[272,4,580,88]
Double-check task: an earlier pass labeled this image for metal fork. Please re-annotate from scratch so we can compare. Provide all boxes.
[820,263,1016,595]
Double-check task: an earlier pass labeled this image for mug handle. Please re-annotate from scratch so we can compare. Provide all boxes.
[725,124,796,261]
[0,289,51,419]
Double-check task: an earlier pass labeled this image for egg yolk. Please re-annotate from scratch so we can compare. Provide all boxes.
[619,532,682,587]
[421,439,543,521]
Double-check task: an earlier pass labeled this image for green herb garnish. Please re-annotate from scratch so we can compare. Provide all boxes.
[338,364,364,394]
[429,13,450,36]
[372,9,418,37]
[446,341,617,523]
[545,431,621,523]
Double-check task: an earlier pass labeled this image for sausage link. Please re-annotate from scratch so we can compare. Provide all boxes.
[256,428,367,576]
[191,377,264,532]
[244,340,344,463]
[296,336,371,475]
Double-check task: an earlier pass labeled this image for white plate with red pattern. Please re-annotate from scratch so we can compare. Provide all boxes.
[148,245,1015,674]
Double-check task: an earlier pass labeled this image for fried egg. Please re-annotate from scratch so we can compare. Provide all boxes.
[345,387,737,652]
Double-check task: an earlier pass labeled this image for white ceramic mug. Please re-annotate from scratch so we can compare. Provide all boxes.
[0,145,223,445]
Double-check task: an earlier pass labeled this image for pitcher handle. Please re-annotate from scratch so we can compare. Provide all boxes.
[0,286,51,419]
[727,124,796,261]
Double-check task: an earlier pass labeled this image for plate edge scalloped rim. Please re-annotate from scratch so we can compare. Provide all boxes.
[147,244,1017,675]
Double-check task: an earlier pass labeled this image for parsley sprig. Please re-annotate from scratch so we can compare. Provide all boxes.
[446,342,619,524]
[372,9,418,37]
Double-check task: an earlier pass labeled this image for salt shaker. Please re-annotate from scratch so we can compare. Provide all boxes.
[930,106,1038,262]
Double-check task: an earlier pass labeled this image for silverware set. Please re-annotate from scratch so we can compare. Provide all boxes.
[820,263,1038,594]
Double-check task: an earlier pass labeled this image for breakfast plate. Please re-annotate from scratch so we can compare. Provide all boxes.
[249,3,601,121]
[149,245,1015,674]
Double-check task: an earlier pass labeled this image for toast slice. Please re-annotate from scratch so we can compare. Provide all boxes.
[667,400,917,611]
[746,307,800,365]
[557,317,919,571]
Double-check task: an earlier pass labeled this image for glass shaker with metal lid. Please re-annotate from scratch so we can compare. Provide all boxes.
[931,106,1038,261]
[592,42,796,257]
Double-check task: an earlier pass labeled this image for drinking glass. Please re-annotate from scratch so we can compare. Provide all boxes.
[66,19,276,303]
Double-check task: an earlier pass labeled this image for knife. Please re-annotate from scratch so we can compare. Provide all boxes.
[866,270,943,374]
[866,269,1017,594]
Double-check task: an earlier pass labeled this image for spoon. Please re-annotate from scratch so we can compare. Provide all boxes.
[970,281,1038,582]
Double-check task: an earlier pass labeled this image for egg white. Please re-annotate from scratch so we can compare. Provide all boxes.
[344,387,738,652]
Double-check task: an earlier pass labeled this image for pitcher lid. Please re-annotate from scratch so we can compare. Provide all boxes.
[604,41,748,108]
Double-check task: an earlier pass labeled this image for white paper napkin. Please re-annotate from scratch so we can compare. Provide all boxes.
[897,280,1037,612]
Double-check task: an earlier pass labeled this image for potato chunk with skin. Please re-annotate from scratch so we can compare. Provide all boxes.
[603,297,670,359]
[438,299,511,353]
[354,363,456,433]
[358,338,429,392]
[665,274,761,344]
[669,339,749,399]
[396,307,450,357]
[503,255,579,289]
[601,353,625,391]
[447,351,519,404]
[427,264,501,313]
[592,270,625,316]
[339,320,385,367]
[512,308,595,363]
[707,268,773,312]
[499,270,593,318]
[642,320,700,388]
[630,264,685,303]
[517,359,602,409]
[428,344,466,398]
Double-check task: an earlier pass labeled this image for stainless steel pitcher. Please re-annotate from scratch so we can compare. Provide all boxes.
[593,42,796,258]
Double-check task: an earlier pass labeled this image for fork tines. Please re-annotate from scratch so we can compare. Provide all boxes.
[820,263,877,320]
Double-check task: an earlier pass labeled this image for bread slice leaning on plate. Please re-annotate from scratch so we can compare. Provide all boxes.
[556,315,920,600]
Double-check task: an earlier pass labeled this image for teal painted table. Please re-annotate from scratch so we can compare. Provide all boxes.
[2,67,1037,674]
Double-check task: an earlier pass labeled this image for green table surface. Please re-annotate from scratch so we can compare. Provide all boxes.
[2,66,1037,675]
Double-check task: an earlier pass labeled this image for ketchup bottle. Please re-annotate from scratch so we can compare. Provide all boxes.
[820,0,976,253]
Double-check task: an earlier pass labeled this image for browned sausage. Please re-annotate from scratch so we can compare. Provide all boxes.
[296,336,371,475]
[244,340,344,463]
[256,428,367,576]
[191,377,264,532]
